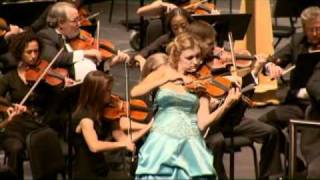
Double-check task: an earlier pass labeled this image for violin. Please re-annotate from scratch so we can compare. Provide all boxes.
[103,94,149,122]
[212,53,255,69]
[0,17,9,37]
[69,29,117,60]
[186,65,254,106]
[183,0,216,15]
[25,60,68,86]
[184,67,233,98]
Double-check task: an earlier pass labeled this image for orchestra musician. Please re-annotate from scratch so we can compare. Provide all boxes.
[131,32,240,179]
[37,1,129,81]
[259,6,320,176]
[134,7,193,69]
[185,20,284,180]
[71,70,152,179]
[0,31,72,179]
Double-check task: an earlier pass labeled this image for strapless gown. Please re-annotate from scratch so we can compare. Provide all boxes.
[135,88,216,179]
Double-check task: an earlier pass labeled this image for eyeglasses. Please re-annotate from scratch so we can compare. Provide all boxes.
[305,26,320,34]
[67,17,80,24]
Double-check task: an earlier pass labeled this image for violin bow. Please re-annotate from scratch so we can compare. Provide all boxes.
[19,48,64,106]
[227,32,238,76]
[124,60,135,167]
[96,19,100,51]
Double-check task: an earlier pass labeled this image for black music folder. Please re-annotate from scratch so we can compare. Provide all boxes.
[290,52,320,90]
[192,13,251,46]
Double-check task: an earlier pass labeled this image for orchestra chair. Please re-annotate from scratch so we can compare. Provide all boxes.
[224,136,259,180]
[26,127,66,180]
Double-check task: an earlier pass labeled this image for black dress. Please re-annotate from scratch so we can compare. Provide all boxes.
[72,108,112,179]
[0,69,62,179]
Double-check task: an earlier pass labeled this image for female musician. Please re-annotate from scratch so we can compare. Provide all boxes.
[134,7,193,68]
[72,70,152,179]
[186,20,283,179]
[0,31,70,179]
[131,32,240,179]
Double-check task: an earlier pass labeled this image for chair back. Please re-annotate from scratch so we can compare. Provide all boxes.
[26,127,65,179]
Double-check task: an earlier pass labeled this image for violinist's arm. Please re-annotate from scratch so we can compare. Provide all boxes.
[110,50,130,66]
[0,104,27,129]
[134,54,147,71]
[113,122,152,143]
[78,118,130,153]
[197,97,229,131]
[119,116,148,131]
[137,0,177,17]
[131,65,168,97]
[197,88,241,131]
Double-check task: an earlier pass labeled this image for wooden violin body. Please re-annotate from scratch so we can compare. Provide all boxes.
[183,0,216,15]
[103,94,149,122]
[69,29,117,60]
[25,60,68,86]
[212,52,255,70]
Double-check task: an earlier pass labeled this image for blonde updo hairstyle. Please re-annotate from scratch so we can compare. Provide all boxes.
[166,32,203,69]
[140,53,168,80]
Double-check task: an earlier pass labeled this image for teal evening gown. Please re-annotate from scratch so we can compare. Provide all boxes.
[135,88,216,179]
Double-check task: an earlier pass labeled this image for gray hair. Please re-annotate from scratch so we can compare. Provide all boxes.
[301,6,320,24]
[47,2,76,28]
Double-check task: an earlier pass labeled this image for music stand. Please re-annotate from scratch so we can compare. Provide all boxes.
[192,13,251,47]
[0,1,54,27]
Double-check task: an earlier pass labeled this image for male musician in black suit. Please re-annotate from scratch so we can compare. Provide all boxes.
[37,1,129,80]
[186,20,283,180]
[298,59,320,178]
[258,6,320,176]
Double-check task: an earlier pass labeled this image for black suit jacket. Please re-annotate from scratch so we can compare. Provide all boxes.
[275,33,312,106]
[37,27,75,76]
[300,65,320,162]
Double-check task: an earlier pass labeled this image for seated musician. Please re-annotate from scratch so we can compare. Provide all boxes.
[134,7,193,69]
[186,20,284,179]
[301,56,320,178]
[0,31,73,179]
[72,70,152,179]
[37,1,129,81]
[258,6,320,176]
